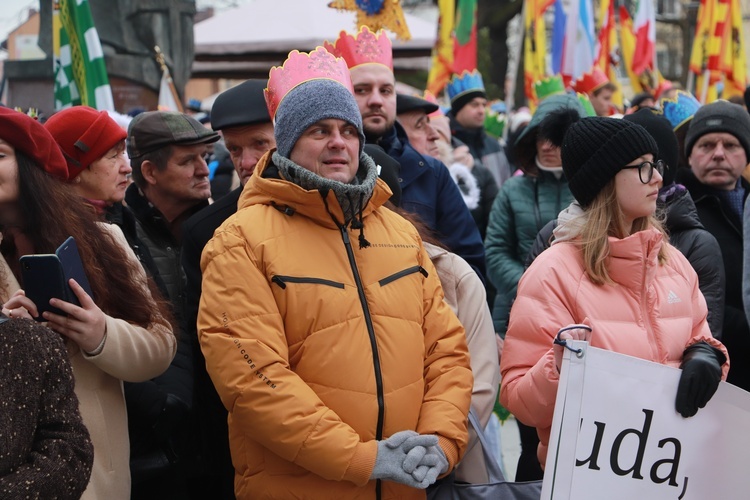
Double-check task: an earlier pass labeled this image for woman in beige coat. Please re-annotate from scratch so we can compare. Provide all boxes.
[424,242,500,483]
[0,108,176,499]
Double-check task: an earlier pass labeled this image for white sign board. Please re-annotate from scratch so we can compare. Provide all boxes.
[542,342,750,500]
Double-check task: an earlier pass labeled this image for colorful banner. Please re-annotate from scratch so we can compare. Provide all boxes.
[719,0,747,96]
[619,6,643,93]
[561,0,595,85]
[53,0,114,111]
[543,343,750,499]
[426,0,456,95]
[426,0,477,95]
[631,0,656,75]
[524,0,554,104]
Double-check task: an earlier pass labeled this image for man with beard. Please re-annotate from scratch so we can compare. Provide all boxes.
[325,27,486,280]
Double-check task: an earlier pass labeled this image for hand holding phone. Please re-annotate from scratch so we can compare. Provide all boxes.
[19,236,93,321]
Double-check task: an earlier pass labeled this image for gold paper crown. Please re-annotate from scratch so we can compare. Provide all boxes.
[323,26,393,70]
[572,67,611,95]
[264,47,354,119]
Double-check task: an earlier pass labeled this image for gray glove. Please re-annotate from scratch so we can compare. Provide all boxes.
[370,431,439,488]
[409,444,449,485]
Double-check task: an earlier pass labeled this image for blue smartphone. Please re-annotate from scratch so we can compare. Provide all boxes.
[19,237,92,321]
[56,236,93,304]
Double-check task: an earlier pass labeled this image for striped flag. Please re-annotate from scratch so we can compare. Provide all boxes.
[551,0,566,75]
[595,0,622,108]
[426,0,477,95]
[689,0,727,101]
[619,6,643,93]
[426,0,456,95]
[631,0,656,75]
[453,0,478,73]
[560,0,596,85]
[54,0,114,111]
[523,0,554,104]
[706,0,730,79]
[719,0,746,96]
[689,0,715,76]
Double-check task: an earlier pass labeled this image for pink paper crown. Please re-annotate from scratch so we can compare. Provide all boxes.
[572,67,611,95]
[323,26,393,70]
[265,47,354,119]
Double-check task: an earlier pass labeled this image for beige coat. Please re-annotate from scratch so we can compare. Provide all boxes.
[424,243,500,484]
[0,223,176,500]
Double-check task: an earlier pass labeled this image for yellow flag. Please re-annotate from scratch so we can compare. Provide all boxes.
[524,0,552,106]
[618,6,643,93]
[427,0,456,95]
[596,0,622,108]
[689,0,713,75]
[720,0,747,96]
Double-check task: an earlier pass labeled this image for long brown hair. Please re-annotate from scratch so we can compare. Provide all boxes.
[9,152,171,328]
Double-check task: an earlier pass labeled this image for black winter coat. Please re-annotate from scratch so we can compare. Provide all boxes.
[123,184,201,496]
[677,169,750,392]
[180,187,241,500]
[663,189,725,338]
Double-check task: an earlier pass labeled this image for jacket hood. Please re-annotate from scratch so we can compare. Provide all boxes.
[239,149,393,230]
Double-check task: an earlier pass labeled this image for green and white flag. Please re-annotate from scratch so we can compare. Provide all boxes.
[53,0,114,111]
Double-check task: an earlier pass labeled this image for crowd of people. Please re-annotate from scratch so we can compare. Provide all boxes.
[1,25,748,500]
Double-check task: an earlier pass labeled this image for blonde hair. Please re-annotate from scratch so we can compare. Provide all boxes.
[578,181,669,285]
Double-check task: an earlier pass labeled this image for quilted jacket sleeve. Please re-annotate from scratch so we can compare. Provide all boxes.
[198,229,378,487]
[415,248,473,472]
[499,256,576,429]
[672,248,730,378]
[485,182,525,296]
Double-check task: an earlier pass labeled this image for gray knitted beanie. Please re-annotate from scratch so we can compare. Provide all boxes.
[561,117,659,207]
[274,79,365,158]
[684,99,750,160]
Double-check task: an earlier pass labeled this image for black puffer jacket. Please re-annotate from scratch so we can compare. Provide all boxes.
[123,183,202,496]
[677,168,750,391]
[663,189,725,338]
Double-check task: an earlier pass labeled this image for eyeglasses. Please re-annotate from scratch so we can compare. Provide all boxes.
[621,160,666,184]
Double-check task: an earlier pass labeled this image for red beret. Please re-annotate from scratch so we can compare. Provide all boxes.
[0,107,69,181]
[44,106,127,179]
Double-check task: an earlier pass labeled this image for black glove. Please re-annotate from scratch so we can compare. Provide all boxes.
[675,342,725,418]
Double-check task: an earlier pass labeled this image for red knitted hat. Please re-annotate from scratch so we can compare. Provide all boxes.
[44,106,127,179]
[0,107,69,180]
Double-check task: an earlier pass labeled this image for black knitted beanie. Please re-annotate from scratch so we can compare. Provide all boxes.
[451,89,487,116]
[684,99,750,160]
[562,117,659,206]
[623,108,679,185]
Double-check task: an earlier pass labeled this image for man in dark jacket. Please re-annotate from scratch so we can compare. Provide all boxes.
[325,28,487,281]
[624,109,725,339]
[124,111,220,498]
[181,79,274,499]
[397,94,498,241]
[675,100,750,392]
[446,70,511,188]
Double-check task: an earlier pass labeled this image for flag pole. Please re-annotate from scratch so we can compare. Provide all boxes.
[505,0,527,129]
[700,68,710,103]
[155,46,184,112]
